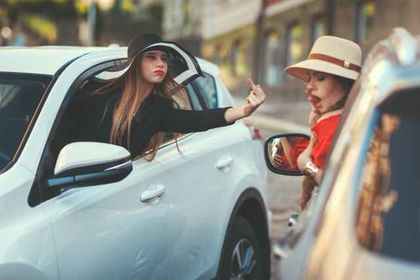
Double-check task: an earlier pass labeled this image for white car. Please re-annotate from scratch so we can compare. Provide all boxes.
[0,46,271,280]
[265,28,420,279]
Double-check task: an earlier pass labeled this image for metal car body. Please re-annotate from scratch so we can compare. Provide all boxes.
[0,46,270,279]
[270,28,420,279]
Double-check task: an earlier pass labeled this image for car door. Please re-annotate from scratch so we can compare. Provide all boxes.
[47,157,175,280]
[31,55,175,280]
[148,72,263,280]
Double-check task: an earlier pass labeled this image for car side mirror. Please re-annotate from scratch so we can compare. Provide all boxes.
[264,134,310,176]
[47,142,132,189]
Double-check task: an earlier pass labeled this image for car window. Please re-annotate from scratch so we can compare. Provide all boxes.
[0,73,50,172]
[49,65,197,162]
[191,72,218,109]
[185,83,204,110]
[355,89,420,263]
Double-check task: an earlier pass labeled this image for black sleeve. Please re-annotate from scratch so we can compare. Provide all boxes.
[158,97,234,133]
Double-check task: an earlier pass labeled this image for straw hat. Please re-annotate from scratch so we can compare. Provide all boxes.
[285,36,362,81]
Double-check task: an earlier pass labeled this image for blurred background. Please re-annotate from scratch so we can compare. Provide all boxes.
[1,0,420,118]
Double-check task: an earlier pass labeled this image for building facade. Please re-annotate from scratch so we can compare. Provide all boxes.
[161,0,204,56]
[160,0,420,97]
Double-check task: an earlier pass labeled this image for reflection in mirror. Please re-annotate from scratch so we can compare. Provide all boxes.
[265,134,310,175]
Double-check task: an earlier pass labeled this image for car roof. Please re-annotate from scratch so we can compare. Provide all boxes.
[0,46,123,75]
[0,46,220,77]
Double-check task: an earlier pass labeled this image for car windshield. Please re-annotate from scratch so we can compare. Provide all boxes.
[0,73,51,171]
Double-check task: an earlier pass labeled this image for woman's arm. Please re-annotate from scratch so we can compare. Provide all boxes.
[297,136,323,184]
[159,78,266,133]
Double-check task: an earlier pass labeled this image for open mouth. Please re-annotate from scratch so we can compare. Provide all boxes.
[308,94,321,108]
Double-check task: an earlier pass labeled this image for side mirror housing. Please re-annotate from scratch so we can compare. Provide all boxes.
[264,133,310,176]
[48,142,132,189]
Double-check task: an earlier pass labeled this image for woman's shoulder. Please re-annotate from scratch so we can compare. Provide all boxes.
[312,110,342,136]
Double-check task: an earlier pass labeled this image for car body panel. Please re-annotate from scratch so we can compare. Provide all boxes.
[0,163,58,280]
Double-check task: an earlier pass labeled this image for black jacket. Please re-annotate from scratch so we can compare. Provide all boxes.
[68,91,232,158]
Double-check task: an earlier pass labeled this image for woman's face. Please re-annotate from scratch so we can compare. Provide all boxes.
[304,71,346,114]
[140,50,168,85]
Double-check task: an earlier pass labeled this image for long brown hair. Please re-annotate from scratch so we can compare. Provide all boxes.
[328,75,355,112]
[106,57,185,161]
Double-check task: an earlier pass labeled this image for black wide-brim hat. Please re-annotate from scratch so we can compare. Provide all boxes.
[114,33,203,85]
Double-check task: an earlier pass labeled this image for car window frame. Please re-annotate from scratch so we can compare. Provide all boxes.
[191,71,219,110]
[28,59,123,206]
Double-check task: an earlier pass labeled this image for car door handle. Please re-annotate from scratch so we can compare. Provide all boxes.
[215,156,233,171]
[140,184,166,203]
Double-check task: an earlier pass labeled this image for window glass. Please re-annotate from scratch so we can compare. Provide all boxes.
[191,72,218,109]
[0,73,50,171]
[356,90,420,263]
[264,31,284,86]
[184,83,203,110]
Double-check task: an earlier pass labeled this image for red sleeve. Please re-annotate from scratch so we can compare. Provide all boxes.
[311,115,341,169]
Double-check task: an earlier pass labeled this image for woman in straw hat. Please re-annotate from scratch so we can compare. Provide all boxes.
[84,33,265,160]
[285,35,362,210]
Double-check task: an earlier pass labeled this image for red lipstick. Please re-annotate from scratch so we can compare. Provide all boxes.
[153,70,165,76]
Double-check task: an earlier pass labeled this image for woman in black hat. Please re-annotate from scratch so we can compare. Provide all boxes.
[91,34,265,160]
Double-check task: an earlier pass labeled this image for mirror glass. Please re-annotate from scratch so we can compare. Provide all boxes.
[265,134,310,175]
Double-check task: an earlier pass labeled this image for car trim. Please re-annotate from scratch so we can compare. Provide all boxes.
[0,54,88,176]
[28,58,122,206]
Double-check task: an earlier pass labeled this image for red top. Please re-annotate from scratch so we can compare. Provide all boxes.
[311,112,342,169]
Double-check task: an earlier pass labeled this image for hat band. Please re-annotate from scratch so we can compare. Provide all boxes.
[309,53,361,73]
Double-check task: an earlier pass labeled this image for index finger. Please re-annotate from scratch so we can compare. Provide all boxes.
[247,78,257,90]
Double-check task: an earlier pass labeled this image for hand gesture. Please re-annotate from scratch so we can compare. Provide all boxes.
[242,78,266,117]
